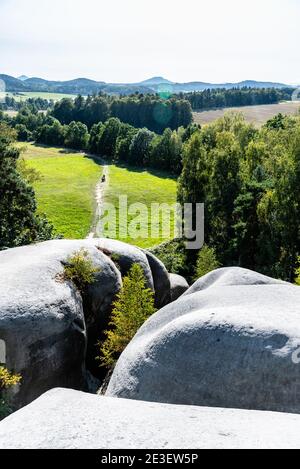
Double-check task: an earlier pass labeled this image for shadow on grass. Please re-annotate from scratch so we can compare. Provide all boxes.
[31,143,84,154]
[31,143,178,180]
[114,162,178,182]
[85,155,178,181]
[58,148,80,155]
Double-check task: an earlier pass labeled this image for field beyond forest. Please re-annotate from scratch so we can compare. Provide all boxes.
[193,101,300,126]
[3,91,78,102]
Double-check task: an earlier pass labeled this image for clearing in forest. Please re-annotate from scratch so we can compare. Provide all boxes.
[23,143,101,239]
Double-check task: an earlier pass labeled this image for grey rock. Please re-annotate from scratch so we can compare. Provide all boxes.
[1,388,300,449]
[107,267,300,414]
[92,238,154,290]
[183,266,286,296]
[169,273,189,301]
[0,238,171,408]
[93,239,172,307]
[144,250,171,307]
[0,239,121,408]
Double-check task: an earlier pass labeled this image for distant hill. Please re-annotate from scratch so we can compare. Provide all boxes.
[0,74,28,92]
[138,76,174,86]
[226,80,291,90]
[150,79,292,93]
[18,75,29,81]
[0,74,293,96]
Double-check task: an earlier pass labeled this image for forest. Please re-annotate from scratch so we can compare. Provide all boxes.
[1,101,300,282]
[51,94,193,133]
[178,111,300,282]
[180,87,294,110]
[0,105,196,174]
[0,96,53,112]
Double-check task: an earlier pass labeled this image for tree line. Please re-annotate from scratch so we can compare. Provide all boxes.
[178,111,300,282]
[2,93,193,135]
[0,107,198,174]
[2,102,300,282]
[178,87,294,111]
[0,96,53,112]
[52,94,193,133]
[0,123,54,250]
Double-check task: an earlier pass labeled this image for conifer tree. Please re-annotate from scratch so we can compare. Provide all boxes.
[0,123,53,249]
[99,264,156,367]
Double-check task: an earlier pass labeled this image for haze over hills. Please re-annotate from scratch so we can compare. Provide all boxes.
[18,75,29,81]
[0,73,294,96]
[138,77,175,86]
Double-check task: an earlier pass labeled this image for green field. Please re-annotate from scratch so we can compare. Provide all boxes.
[103,165,177,248]
[21,144,177,246]
[3,91,78,102]
[23,144,102,238]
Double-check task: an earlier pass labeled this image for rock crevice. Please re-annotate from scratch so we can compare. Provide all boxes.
[0,238,172,408]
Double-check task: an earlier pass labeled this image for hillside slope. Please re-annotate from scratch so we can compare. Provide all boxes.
[0,74,293,96]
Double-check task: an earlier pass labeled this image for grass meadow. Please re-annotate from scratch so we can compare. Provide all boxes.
[22,144,101,238]
[103,165,177,248]
[21,144,177,247]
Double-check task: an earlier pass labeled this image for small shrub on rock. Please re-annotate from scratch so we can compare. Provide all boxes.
[62,249,100,292]
[99,264,156,368]
[0,366,21,420]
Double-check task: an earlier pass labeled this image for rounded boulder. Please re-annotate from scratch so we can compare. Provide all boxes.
[107,267,300,414]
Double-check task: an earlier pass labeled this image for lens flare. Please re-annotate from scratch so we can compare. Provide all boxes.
[157,83,173,100]
[153,102,172,126]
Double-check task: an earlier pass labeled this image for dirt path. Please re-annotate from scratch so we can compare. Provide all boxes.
[87,160,109,239]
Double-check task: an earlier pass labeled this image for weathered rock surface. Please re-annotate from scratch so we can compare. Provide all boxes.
[1,388,300,449]
[0,239,170,408]
[95,239,171,307]
[94,238,154,288]
[169,273,189,301]
[0,239,121,407]
[144,251,171,307]
[107,267,300,414]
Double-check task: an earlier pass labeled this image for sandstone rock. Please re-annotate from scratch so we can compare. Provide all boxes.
[0,239,121,408]
[169,273,189,301]
[92,238,171,308]
[144,251,171,307]
[0,239,171,408]
[183,266,285,296]
[93,238,154,289]
[107,267,300,414]
[1,388,300,449]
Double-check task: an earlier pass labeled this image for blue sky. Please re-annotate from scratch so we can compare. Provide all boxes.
[0,0,299,84]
